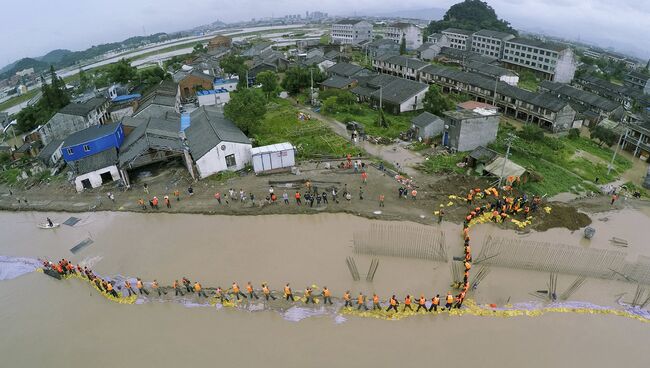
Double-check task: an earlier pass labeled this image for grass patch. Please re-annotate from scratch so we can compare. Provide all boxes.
[326,104,414,139]
[489,124,631,196]
[206,170,239,182]
[0,89,39,111]
[518,71,540,92]
[418,153,466,175]
[254,99,362,159]
[0,168,21,185]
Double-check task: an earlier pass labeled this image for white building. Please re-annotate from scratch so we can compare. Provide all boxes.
[213,78,239,92]
[15,68,34,77]
[441,28,473,50]
[185,106,252,179]
[197,89,231,106]
[469,30,515,59]
[331,19,373,45]
[70,148,122,191]
[502,38,577,83]
[384,22,423,50]
[251,142,296,174]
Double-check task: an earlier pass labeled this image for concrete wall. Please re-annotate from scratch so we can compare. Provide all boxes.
[552,105,577,132]
[74,165,120,192]
[195,141,252,179]
[398,88,427,112]
[110,106,134,122]
[198,91,231,106]
[39,114,89,146]
[179,75,214,99]
[448,115,499,152]
[553,48,577,83]
[414,120,444,139]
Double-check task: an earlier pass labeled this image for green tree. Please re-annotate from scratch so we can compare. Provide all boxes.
[106,59,137,84]
[322,96,338,114]
[224,88,267,135]
[16,67,69,133]
[519,124,544,141]
[78,68,91,91]
[426,0,517,36]
[137,66,170,93]
[256,71,279,100]
[192,43,206,55]
[220,54,246,75]
[281,66,325,95]
[422,85,454,116]
[590,125,618,147]
[399,36,406,55]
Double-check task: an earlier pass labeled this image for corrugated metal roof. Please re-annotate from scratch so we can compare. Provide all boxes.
[251,142,294,155]
[484,157,526,178]
[72,147,118,175]
[62,123,121,148]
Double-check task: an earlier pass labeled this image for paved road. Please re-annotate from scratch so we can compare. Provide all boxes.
[296,104,423,176]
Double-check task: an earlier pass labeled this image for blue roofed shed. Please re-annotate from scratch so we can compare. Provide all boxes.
[62,123,124,162]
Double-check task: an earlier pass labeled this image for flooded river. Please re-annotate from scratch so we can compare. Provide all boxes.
[1,210,649,367]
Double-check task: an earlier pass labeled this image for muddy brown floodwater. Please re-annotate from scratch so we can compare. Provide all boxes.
[1,210,649,367]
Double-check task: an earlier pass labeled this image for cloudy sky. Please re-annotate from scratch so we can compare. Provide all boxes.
[0,0,648,66]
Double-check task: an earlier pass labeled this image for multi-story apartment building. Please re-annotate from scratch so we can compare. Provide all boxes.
[384,22,423,50]
[441,28,473,50]
[373,55,429,81]
[502,38,577,83]
[331,19,373,45]
[469,29,515,59]
[625,71,650,94]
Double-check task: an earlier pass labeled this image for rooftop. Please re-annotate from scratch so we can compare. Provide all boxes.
[465,60,517,77]
[443,109,497,120]
[185,106,250,160]
[442,28,474,36]
[368,76,428,105]
[37,138,63,162]
[73,147,118,175]
[540,80,620,112]
[58,97,108,117]
[328,62,364,77]
[468,146,498,163]
[321,75,357,89]
[378,55,428,70]
[62,122,121,148]
[411,111,443,128]
[473,29,515,40]
[335,19,367,25]
[118,115,182,168]
[506,37,567,52]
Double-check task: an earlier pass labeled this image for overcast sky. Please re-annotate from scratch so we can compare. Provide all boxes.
[0,0,648,66]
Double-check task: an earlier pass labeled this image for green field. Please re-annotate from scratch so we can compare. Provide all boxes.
[489,125,631,196]
[324,104,415,139]
[0,89,39,111]
[254,99,362,159]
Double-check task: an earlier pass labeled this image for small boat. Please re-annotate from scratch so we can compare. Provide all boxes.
[583,226,596,239]
[610,237,629,246]
[43,268,62,280]
[38,223,60,229]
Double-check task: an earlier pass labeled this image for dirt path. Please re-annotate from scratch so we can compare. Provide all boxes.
[295,104,424,176]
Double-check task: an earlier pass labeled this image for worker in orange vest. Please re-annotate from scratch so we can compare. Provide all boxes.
[357,292,368,310]
[106,281,118,298]
[152,279,167,296]
[416,294,427,312]
[284,283,295,302]
[304,287,314,304]
[429,294,440,312]
[262,283,276,301]
[194,281,208,298]
[136,278,149,295]
[231,282,247,300]
[455,290,466,309]
[246,281,259,300]
[464,261,472,271]
[372,294,381,310]
[343,290,352,307]
[295,191,301,205]
[386,295,399,312]
[172,280,184,296]
[411,189,417,200]
[445,292,454,310]
[403,295,413,312]
[321,286,332,305]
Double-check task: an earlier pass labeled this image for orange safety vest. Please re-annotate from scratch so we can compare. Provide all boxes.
[295,193,301,199]
[373,295,379,304]
[152,281,158,289]
[246,284,253,293]
[390,298,397,306]
[284,286,292,295]
[357,295,363,304]
[446,294,454,304]
[136,280,143,289]
[107,283,113,291]
[305,289,312,297]
[194,283,201,292]
[418,297,426,306]
[404,296,411,305]
[411,190,417,197]
[232,284,240,293]
[125,281,131,288]
[344,292,351,301]
[432,297,440,305]
[465,262,472,270]
[323,288,331,297]
[172,281,178,288]
[263,286,270,295]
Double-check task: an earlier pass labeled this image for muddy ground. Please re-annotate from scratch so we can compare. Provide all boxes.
[0,157,618,232]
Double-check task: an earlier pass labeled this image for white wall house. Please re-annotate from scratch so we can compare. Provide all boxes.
[75,165,121,192]
[331,19,373,45]
[213,78,239,92]
[197,90,231,106]
[185,106,252,179]
[384,22,423,50]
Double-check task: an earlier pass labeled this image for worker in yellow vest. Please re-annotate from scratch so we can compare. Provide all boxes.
[173,280,184,296]
[124,280,136,297]
[304,287,314,304]
[152,279,167,296]
[215,286,228,303]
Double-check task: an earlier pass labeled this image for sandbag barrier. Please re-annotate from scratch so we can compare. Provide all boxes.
[36,186,650,324]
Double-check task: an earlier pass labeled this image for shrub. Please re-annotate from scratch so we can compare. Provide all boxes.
[568,128,580,140]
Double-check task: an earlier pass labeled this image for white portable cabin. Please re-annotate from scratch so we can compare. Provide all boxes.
[251,143,295,174]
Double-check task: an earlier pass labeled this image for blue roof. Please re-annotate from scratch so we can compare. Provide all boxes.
[112,94,141,102]
[196,88,229,96]
[181,113,190,131]
[62,123,122,148]
[214,78,238,85]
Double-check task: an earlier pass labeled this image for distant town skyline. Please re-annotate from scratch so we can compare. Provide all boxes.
[0,0,648,66]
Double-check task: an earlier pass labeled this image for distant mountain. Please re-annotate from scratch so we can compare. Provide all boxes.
[38,49,73,64]
[0,58,49,79]
[362,8,446,21]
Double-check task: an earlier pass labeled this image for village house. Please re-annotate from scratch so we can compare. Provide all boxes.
[384,22,423,50]
[132,80,180,119]
[351,74,428,114]
[416,35,450,61]
[37,138,64,167]
[442,108,499,152]
[178,71,215,100]
[372,55,429,81]
[207,35,232,50]
[184,106,252,179]
[108,94,141,122]
[410,111,444,140]
[331,19,373,45]
[61,122,125,191]
[38,97,110,145]
[365,39,400,59]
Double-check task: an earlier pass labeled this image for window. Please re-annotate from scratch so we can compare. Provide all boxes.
[225,154,236,168]
[66,148,73,155]
[83,145,90,152]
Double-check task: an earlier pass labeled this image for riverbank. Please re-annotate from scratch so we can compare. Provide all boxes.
[0,160,598,232]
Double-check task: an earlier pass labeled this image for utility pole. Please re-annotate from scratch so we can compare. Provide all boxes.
[492,76,498,107]
[498,133,516,188]
[607,127,627,176]
[310,68,314,106]
[378,85,383,125]
[245,70,249,88]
